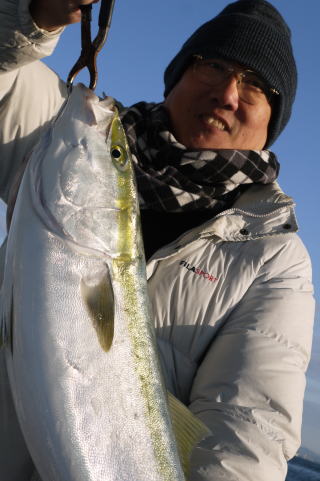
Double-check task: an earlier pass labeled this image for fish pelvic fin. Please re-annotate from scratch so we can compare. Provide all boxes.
[80,266,114,352]
[168,391,211,479]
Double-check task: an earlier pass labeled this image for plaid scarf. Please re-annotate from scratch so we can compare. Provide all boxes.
[121,102,280,213]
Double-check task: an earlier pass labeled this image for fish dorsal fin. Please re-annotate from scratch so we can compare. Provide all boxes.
[80,266,114,352]
[167,391,211,479]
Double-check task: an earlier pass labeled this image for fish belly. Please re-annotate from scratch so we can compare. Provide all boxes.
[4,222,180,480]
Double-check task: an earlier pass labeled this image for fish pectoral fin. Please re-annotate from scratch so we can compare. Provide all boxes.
[168,391,211,479]
[80,266,115,352]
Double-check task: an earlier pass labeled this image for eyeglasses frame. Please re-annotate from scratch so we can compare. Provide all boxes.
[192,55,279,103]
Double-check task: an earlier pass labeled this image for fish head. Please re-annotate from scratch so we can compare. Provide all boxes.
[34,85,141,261]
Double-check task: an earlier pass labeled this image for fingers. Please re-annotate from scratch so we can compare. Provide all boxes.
[80,0,100,4]
[67,1,101,24]
[75,0,100,7]
[64,1,101,25]
[30,0,101,31]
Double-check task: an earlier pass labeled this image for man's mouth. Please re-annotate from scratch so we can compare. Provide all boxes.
[201,114,228,131]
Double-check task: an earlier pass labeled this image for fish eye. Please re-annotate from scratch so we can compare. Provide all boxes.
[111,144,128,171]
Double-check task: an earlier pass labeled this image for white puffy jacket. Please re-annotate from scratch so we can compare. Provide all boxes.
[0,1,315,480]
[150,182,314,480]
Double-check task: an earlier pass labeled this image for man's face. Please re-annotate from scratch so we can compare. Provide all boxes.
[164,60,272,150]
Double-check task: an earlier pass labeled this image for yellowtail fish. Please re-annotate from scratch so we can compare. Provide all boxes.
[1,84,210,481]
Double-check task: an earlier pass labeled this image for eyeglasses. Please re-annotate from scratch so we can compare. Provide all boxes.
[192,55,279,105]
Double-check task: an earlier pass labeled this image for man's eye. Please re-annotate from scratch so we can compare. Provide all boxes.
[207,61,224,72]
[243,75,265,92]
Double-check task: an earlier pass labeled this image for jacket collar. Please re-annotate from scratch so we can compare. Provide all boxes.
[182,182,298,243]
[230,181,294,211]
[149,183,298,265]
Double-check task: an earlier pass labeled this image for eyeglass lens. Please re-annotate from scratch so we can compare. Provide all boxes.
[193,59,269,104]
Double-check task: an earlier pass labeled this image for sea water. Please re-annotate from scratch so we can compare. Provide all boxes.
[286,457,320,481]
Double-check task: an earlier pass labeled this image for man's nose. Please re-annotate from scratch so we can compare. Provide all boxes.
[210,74,240,111]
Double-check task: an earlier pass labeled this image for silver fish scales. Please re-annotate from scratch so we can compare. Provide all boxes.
[1,85,209,481]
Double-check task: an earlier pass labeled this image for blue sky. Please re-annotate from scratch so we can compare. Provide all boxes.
[1,0,319,459]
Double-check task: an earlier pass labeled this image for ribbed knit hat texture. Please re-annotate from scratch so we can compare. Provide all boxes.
[164,0,297,147]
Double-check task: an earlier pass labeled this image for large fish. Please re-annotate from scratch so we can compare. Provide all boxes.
[0,85,209,481]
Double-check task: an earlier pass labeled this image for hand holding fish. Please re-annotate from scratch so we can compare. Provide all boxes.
[29,0,100,31]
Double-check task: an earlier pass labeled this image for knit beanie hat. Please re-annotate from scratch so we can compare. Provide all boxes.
[164,0,297,147]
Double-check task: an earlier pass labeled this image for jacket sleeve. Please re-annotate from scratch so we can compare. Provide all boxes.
[188,235,315,481]
[0,0,67,203]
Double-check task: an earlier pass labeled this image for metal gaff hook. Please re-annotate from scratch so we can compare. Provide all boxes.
[67,0,116,91]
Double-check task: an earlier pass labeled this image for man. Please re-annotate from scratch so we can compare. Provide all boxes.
[0,0,315,480]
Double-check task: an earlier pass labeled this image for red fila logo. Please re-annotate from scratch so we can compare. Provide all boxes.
[179,260,218,282]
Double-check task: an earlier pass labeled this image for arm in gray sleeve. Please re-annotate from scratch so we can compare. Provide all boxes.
[0,0,67,203]
[0,0,63,72]
[188,236,315,481]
